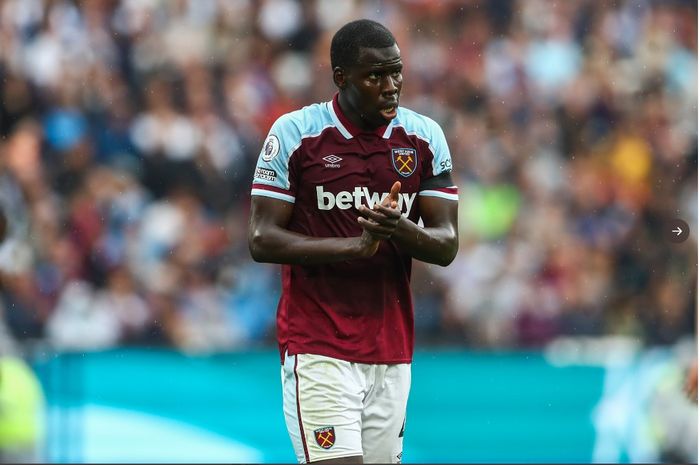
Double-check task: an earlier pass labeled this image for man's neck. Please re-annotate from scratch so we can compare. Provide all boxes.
[337,93,375,132]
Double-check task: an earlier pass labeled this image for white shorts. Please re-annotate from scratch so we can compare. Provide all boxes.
[281,351,411,463]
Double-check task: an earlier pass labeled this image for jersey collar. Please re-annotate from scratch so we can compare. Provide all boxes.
[330,93,392,139]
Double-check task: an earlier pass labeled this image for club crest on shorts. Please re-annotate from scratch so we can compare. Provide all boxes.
[313,426,335,449]
[391,148,417,177]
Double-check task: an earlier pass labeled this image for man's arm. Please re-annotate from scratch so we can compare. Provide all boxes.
[248,182,401,265]
[360,194,458,266]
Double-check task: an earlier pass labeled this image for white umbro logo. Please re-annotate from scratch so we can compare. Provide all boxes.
[323,155,342,164]
[323,154,342,168]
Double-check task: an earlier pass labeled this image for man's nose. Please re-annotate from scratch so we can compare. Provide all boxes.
[381,75,398,95]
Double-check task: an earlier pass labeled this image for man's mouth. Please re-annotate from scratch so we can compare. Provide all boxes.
[379,104,397,120]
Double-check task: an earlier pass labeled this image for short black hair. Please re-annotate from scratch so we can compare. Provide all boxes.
[330,19,397,69]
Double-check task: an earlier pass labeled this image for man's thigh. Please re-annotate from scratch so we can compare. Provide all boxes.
[361,363,411,463]
[281,352,364,463]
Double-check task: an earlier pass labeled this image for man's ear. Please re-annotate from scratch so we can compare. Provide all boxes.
[333,67,347,89]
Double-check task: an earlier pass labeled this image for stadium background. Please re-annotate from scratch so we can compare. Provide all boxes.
[0,0,696,462]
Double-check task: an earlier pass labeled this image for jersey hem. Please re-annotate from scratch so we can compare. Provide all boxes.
[283,346,412,365]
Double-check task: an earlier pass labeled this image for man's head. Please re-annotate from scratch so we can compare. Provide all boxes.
[331,19,402,130]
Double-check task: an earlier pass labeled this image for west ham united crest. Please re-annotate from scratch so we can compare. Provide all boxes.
[313,426,336,449]
[391,148,417,177]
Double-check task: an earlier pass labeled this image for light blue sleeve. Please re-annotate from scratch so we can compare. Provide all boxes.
[397,108,453,177]
[251,114,302,203]
[426,118,453,177]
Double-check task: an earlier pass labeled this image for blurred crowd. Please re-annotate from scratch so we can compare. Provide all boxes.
[0,0,696,353]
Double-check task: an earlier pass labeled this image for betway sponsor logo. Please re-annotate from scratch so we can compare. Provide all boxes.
[316,186,416,215]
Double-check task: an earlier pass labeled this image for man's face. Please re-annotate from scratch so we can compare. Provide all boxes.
[337,44,403,129]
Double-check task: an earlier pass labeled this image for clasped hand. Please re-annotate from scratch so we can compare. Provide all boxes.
[356,181,402,251]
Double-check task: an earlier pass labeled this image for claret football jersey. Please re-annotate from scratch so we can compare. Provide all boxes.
[252,94,458,364]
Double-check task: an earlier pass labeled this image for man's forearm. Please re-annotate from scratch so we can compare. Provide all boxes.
[249,226,377,265]
[390,217,458,266]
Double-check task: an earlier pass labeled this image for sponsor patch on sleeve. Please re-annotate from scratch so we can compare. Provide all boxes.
[254,167,277,182]
[438,158,452,174]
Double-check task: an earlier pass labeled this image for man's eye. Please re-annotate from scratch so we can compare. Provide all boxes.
[391,71,402,78]
[368,73,380,80]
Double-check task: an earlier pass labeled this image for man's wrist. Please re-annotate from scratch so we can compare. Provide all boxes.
[355,231,380,258]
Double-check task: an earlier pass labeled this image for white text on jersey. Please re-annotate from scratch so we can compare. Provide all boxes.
[316,186,416,216]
